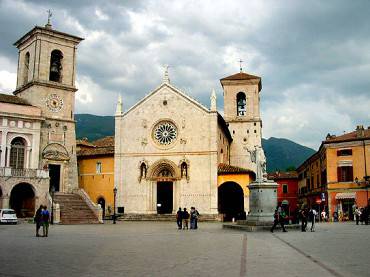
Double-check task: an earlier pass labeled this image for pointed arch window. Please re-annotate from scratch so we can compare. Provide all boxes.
[10,137,26,169]
[49,50,63,82]
[237,92,246,116]
[23,52,30,85]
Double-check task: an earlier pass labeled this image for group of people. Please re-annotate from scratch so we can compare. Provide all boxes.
[354,205,369,225]
[299,207,318,232]
[34,205,50,237]
[271,205,318,233]
[176,207,199,230]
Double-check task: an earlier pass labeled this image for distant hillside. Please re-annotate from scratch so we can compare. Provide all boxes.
[75,114,316,171]
[75,114,115,142]
[262,137,315,172]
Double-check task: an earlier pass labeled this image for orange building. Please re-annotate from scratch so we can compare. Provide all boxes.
[77,137,114,218]
[298,126,370,220]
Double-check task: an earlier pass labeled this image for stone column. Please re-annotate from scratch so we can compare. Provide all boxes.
[1,196,10,209]
[0,131,7,167]
[6,145,11,167]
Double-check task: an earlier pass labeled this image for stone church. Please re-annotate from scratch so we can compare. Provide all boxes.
[115,68,263,219]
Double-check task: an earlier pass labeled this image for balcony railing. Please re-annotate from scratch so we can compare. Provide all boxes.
[0,167,49,178]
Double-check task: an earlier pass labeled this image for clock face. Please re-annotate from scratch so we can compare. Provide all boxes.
[46,94,64,112]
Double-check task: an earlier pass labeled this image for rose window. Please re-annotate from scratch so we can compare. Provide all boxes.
[153,121,177,145]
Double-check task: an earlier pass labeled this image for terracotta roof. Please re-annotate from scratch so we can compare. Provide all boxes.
[76,139,95,148]
[220,72,261,81]
[92,136,114,147]
[324,128,370,143]
[218,163,252,175]
[77,136,114,157]
[0,93,32,106]
[267,171,298,180]
[77,146,114,157]
[220,72,262,92]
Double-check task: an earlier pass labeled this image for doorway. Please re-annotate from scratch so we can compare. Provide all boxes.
[49,164,61,192]
[10,183,35,217]
[157,181,173,214]
[218,182,244,221]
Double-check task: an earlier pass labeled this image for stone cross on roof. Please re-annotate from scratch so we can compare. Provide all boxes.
[45,9,53,29]
[239,59,243,73]
[163,65,170,84]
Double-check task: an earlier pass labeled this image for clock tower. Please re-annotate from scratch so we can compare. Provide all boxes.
[13,22,83,192]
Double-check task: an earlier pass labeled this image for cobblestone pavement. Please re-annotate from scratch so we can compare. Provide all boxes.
[0,221,369,277]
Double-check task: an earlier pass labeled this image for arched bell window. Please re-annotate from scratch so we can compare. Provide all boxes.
[23,52,30,85]
[236,92,246,116]
[49,50,63,82]
[10,137,26,169]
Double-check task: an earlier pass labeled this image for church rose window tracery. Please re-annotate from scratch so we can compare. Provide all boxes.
[153,121,177,145]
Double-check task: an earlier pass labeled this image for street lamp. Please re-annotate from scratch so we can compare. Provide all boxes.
[113,187,117,224]
[50,185,55,225]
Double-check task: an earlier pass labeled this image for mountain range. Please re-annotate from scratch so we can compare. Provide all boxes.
[75,114,315,172]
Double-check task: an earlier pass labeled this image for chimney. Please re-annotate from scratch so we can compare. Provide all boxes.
[356,125,365,137]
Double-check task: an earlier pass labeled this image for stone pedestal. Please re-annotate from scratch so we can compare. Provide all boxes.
[246,180,278,226]
[223,180,278,231]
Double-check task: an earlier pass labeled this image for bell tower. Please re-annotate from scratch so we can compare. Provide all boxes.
[13,21,84,192]
[220,71,262,171]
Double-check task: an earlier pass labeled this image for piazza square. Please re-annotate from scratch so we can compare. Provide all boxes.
[0,1,370,277]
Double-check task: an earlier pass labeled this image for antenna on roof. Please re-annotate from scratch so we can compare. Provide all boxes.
[45,9,53,29]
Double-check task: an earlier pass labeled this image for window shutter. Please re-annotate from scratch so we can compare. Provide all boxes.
[337,167,341,182]
[348,167,353,181]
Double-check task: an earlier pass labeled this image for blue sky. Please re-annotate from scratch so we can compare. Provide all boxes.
[0,0,369,149]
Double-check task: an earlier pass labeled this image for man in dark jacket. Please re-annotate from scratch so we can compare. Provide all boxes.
[182,208,189,230]
[34,205,43,237]
[176,207,182,229]
[301,207,308,232]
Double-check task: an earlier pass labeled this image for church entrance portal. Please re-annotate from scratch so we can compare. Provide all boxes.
[10,183,35,217]
[157,182,173,214]
[218,182,244,221]
[49,164,61,192]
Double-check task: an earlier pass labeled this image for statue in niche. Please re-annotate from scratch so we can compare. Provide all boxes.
[140,162,147,180]
[181,162,188,178]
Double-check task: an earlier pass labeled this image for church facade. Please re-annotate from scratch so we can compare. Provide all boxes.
[115,69,263,218]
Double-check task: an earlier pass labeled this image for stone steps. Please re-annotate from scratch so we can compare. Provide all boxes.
[54,193,100,224]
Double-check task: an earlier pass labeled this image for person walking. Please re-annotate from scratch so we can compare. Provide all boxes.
[270,206,287,233]
[176,207,183,229]
[34,205,43,237]
[194,208,200,229]
[300,207,308,232]
[182,208,189,230]
[309,208,317,232]
[363,205,369,225]
[354,206,361,225]
[41,205,50,237]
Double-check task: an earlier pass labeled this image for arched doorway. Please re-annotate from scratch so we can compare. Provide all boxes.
[10,183,35,217]
[97,197,106,218]
[218,182,244,221]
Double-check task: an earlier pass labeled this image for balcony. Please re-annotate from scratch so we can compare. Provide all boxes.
[0,167,49,179]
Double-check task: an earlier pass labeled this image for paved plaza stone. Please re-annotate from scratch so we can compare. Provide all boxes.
[0,221,369,277]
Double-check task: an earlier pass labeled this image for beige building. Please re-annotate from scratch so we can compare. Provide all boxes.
[115,70,262,219]
[0,21,84,218]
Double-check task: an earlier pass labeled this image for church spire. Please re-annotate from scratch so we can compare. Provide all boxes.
[115,94,123,115]
[163,65,170,84]
[210,89,217,111]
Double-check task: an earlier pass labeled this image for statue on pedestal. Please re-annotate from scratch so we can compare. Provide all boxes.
[248,145,267,182]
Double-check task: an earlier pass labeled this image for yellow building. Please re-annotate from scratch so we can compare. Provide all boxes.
[217,163,253,221]
[77,137,114,217]
[298,125,370,220]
